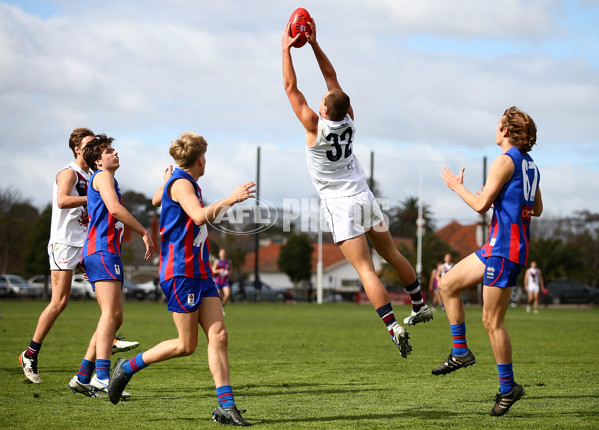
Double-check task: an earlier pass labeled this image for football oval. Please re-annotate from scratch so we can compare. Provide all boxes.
[288,8,312,48]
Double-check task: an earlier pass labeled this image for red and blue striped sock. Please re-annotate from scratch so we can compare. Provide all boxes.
[25,340,42,358]
[95,358,111,380]
[376,303,397,335]
[76,359,95,384]
[497,362,514,394]
[404,280,424,312]
[450,323,468,356]
[122,352,149,377]
[216,385,235,409]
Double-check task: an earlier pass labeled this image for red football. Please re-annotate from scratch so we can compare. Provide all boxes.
[288,8,312,48]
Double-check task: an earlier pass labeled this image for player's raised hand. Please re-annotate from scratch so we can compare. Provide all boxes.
[282,23,300,50]
[231,182,256,203]
[441,166,465,192]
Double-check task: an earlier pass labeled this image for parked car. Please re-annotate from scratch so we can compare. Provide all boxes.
[230,280,293,302]
[123,278,155,300]
[544,279,599,305]
[28,274,93,299]
[0,274,43,298]
[28,275,51,296]
[72,273,95,299]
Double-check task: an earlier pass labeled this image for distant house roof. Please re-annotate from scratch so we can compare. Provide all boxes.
[435,220,481,258]
[242,237,414,274]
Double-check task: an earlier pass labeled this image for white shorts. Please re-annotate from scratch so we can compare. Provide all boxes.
[48,243,82,270]
[321,190,384,243]
[527,284,540,294]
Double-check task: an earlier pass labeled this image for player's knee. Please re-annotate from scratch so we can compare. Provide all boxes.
[49,296,69,314]
[437,278,449,295]
[179,342,197,356]
[210,327,229,348]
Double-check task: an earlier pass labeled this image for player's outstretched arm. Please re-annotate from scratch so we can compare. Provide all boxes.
[307,20,354,120]
[174,179,256,227]
[282,23,318,135]
[441,154,513,214]
[307,21,338,91]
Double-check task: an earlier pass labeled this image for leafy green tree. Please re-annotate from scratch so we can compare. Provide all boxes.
[23,204,52,278]
[387,196,435,238]
[121,190,155,227]
[526,238,586,283]
[278,232,313,294]
[0,186,39,274]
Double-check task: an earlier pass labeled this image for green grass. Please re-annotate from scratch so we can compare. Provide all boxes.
[1,300,598,429]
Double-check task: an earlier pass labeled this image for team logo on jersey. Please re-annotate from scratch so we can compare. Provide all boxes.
[521,205,533,222]
[114,264,121,275]
[187,294,195,307]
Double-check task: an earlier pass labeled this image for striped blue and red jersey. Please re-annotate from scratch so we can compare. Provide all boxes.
[82,170,124,258]
[480,146,540,266]
[214,259,231,286]
[159,168,212,283]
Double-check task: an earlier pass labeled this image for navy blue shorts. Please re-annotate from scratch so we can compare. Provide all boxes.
[161,276,219,313]
[82,251,123,290]
[475,250,524,288]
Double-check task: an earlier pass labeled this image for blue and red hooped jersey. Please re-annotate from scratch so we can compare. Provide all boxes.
[82,171,124,258]
[480,146,540,266]
[214,259,231,286]
[159,168,212,283]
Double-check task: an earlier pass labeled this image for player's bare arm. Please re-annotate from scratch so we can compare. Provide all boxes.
[441,154,513,214]
[173,178,255,226]
[532,187,543,217]
[282,24,318,140]
[152,165,174,207]
[307,21,354,120]
[56,169,87,209]
[95,171,154,259]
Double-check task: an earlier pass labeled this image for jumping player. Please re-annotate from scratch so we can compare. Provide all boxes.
[19,128,139,386]
[282,19,432,359]
[435,107,543,416]
[67,134,153,398]
[108,132,254,426]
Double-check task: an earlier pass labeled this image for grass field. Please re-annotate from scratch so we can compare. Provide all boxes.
[1,300,598,429]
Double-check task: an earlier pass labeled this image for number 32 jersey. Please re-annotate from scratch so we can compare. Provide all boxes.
[480,146,540,266]
[306,115,369,199]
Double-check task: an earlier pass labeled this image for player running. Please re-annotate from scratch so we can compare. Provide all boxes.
[108,132,254,426]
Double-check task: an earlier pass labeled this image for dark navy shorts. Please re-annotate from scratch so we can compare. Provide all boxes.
[161,276,219,313]
[82,251,123,290]
[475,250,524,288]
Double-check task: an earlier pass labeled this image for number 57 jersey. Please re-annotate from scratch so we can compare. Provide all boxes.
[306,114,369,199]
[480,146,540,266]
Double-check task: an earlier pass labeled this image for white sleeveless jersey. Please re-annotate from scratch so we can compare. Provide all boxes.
[527,268,540,288]
[305,115,369,199]
[48,162,90,247]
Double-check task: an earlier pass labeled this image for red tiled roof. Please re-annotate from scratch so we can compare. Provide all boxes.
[242,237,414,273]
[242,242,345,273]
[435,220,480,258]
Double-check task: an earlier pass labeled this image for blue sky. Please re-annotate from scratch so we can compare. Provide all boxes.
[1,0,598,228]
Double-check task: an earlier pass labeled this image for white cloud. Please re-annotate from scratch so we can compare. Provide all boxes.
[0,0,598,230]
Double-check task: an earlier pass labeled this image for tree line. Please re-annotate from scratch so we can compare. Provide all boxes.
[1,185,597,289]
